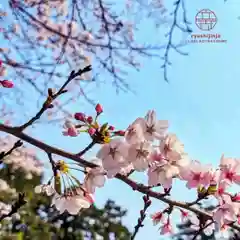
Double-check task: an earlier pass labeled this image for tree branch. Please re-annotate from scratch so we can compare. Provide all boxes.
[0,123,240,232]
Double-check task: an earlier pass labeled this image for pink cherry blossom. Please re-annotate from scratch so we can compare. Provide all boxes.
[160,218,173,235]
[135,110,169,141]
[151,211,165,225]
[83,166,106,193]
[124,121,144,144]
[127,140,152,171]
[97,138,130,178]
[52,187,93,215]
[160,133,185,161]
[219,155,240,185]
[213,197,238,228]
[149,150,166,165]
[148,165,173,188]
[180,160,212,189]
[180,209,189,222]
[62,120,78,137]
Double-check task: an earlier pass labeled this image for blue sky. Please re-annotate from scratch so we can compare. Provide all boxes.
[2,0,240,239]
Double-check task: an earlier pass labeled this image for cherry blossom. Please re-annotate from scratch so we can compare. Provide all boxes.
[160,218,173,235]
[213,196,238,228]
[124,121,144,144]
[219,155,240,185]
[127,140,152,171]
[97,138,130,178]
[148,165,173,188]
[180,160,212,189]
[83,166,106,193]
[151,211,165,225]
[160,133,185,161]
[62,120,78,137]
[52,187,94,215]
[134,110,169,141]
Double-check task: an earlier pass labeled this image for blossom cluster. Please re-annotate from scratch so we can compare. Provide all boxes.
[33,104,240,236]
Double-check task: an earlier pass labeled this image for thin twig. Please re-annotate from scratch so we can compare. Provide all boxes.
[15,65,92,131]
[161,0,191,82]
[0,140,23,164]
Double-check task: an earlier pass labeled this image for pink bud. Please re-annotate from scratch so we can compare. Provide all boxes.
[74,112,85,121]
[67,127,78,137]
[87,116,93,124]
[114,130,125,136]
[88,127,96,136]
[0,60,2,66]
[109,125,115,131]
[0,80,13,88]
[95,103,103,114]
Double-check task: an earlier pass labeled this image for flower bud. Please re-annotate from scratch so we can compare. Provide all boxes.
[74,112,85,121]
[0,80,13,88]
[95,103,103,115]
[108,125,115,131]
[88,127,96,136]
[87,116,93,124]
[114,130,125,136]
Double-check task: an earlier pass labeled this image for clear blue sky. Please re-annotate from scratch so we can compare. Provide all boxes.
[2,0,240,239]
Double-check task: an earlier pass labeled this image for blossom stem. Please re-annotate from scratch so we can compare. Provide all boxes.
[77,140,96,156]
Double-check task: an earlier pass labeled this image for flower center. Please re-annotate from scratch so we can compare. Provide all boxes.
[225,171,234,181]
[109,147,117,159]
[193,173,201,181]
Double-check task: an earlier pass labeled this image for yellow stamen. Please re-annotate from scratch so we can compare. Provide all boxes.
[58,160,69,173]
